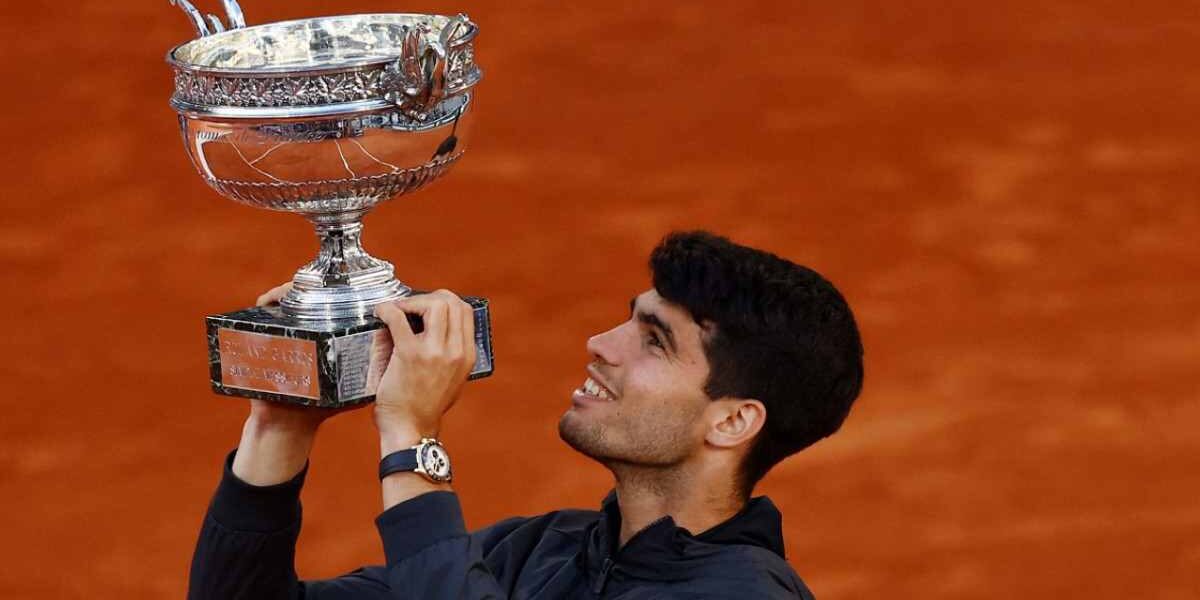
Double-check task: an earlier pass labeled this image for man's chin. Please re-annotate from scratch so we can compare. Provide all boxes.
[557,411,606,459]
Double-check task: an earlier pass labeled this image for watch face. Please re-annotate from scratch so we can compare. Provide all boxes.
[418,441,452,482]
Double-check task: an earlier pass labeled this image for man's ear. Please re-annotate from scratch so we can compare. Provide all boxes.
[704,399,766,449]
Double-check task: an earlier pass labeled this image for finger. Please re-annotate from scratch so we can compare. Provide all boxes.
[458,298,476,376]
[436,290,468,355]
[375,300,417,354]
[421,299,450,352]
[394,294,453,345]
[390,291,452,316]
[256,282,293,307]
[445,295,465,365]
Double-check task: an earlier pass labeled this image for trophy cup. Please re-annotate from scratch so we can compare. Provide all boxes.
[166,1,493,407]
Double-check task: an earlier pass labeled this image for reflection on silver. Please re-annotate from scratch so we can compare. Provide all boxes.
[167,5,481,320]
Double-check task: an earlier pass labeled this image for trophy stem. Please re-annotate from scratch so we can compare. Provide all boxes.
[278,214,410,320]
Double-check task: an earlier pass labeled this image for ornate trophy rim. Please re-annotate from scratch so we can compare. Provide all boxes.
[166,13,479,76]
[166,12,481,120]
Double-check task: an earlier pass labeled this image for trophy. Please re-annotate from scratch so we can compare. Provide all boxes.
[166,1,493,407]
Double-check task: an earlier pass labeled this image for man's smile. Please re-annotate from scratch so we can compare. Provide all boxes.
[572,368,617,406]
[581,377,613,400]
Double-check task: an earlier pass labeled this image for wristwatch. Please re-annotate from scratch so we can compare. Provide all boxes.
[378,438,453,483]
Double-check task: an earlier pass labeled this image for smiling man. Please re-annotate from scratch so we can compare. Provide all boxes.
[188,231,864,599]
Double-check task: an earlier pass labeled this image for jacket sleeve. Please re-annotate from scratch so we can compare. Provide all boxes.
[189,450,523,600]
[187,450,307,600]
[368,491,511,598]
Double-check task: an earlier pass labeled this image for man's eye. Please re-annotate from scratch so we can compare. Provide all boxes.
[645,332,664,350]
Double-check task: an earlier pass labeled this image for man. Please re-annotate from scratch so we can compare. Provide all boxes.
[188,231,864,599]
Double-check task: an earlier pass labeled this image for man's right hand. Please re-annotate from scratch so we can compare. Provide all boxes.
[230,282,357,485]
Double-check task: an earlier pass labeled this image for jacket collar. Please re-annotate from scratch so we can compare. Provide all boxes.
[581,490,787,581]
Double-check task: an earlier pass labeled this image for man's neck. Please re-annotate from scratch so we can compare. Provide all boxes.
[609,462,744,548]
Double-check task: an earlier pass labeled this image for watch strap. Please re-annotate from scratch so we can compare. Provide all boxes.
[378,448,420,480]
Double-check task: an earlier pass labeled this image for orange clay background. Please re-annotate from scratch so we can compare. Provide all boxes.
[0,1,1196,598]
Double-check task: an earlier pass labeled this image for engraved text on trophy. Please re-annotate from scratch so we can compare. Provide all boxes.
[218,329,319,399]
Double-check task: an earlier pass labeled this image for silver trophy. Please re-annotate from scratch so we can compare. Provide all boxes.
[166,1,493,407]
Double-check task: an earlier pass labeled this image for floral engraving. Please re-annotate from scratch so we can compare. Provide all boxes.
[171,40,477,110]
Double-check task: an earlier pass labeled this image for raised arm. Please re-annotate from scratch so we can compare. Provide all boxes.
[189,287,513,600]
[188,284,356,600]
[362,291,510,598]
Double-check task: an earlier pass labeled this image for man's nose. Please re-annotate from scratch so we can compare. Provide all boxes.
[586,324,624,366]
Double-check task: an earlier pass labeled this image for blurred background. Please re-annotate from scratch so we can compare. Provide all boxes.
[0,1,1196,598]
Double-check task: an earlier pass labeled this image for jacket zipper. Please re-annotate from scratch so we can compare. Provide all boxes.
[592,516,671,597]
[592,558,615,595]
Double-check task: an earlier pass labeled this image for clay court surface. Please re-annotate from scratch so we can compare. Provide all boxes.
[1,1,1196,597]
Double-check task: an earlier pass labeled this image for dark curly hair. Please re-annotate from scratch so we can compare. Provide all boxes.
[650,231,864,494]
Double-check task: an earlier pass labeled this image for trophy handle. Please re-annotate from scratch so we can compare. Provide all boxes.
[168,0,210,37]
[206,14,226,33]
[222,0,247,29]
[169,0,248,38]
[382,15,473,120]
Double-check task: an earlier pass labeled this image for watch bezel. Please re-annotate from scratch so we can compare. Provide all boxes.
[414,438,453,483]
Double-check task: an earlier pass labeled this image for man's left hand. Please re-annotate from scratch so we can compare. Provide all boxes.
[372,290,477,446]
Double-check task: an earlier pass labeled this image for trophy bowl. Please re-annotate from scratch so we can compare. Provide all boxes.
[167,2,493,407]
[168,7,481,320]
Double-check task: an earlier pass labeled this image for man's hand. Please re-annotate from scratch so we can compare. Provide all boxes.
[254,281,293,309]
[372,290,477,449]
[230,282,356,485]
[372,290,476,509]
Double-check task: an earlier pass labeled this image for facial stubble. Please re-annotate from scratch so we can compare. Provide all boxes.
[557,399,700,468]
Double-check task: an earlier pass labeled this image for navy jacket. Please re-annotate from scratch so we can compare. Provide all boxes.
[188,451,815,599]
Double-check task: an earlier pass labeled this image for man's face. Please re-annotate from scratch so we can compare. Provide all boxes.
[558,289,714,467]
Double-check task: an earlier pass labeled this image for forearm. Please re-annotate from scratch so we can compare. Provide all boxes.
[189,449,308,600]
[190,408,321,599]
[370,417,509,598]
[232,412,319,486]
[374,488,509,599]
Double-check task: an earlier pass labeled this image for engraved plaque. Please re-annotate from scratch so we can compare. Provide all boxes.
[335,329,391,402]
[217,329,320,399]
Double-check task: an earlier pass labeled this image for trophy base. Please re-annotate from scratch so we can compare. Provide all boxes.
[206,295,493,407]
